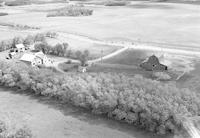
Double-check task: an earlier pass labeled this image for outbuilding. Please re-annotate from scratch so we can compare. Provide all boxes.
[15,44,25,52]
[140,55,168,71]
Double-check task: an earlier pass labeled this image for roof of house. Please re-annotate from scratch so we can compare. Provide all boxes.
[16,44,25,49]
[34,51,45,59]
[147,55,160,64]
[20,53,36,62]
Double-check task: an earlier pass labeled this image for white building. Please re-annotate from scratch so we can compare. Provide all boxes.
[20,52,53,67]
[16,44,25,52]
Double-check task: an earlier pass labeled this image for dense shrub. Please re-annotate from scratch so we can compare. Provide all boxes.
[34,42,69,56]
[0,40,13,52]
[47,5,93,17]
[0,61,199,134]
[75,50,90,66]
[0,13,8,16]
[45,31,58,38]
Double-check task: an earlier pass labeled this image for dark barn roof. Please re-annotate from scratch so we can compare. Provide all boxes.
[140,55,168,71]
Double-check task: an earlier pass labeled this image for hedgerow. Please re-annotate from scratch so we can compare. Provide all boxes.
[0,61,199,135]
[47,5,93,17]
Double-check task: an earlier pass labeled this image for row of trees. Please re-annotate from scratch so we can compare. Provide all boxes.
[34,42,90,65]
[47,5,93,17]
[0,33,49,52]
[0,61,199,135]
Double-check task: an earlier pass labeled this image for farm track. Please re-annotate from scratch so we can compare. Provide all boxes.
[53,32,200,73]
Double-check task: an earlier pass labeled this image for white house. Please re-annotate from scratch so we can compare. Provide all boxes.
[16,44,25,52]
[20,53,40,66]
[20,52,53,67]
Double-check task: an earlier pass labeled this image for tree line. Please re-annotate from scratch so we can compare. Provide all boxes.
[0,61,199,135]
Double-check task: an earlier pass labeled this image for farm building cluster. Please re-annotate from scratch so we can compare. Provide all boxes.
[6,43,54,67]
[20,51,53,67]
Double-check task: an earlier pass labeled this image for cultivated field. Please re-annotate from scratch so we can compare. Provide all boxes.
[0,1,200,138]
[1,1,200,48]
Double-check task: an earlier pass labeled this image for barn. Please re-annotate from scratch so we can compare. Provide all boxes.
[140,55,168,71]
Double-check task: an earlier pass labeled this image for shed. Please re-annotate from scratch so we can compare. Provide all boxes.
[16,44,25,52]
[140,55,167,71]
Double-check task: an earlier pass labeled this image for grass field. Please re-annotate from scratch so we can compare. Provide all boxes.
[102,49,148,66]
[0,1,199,49]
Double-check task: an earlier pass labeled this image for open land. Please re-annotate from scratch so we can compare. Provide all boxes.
[0,1,200,138]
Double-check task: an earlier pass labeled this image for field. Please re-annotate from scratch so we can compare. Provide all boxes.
[0,1,200,138]
[0,1,199,48]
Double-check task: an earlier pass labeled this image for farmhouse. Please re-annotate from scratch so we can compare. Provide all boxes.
[140,55,168,71]
[20,53,39,66]
[16,44,25,52]
[20,52,53,67]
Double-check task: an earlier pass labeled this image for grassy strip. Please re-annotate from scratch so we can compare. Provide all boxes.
[0,61,199,134]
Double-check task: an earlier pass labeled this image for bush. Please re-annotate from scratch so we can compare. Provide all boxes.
[0,61,199,135]
[47,5,93,17]
[152,72,171,81]
[34,42,69,56]
[0,13,8,16]
[45,31,58,38]
[34,33,46,43]
[75,50,90,66]
[66,60,72,64]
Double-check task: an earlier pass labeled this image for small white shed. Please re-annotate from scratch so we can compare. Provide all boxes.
[16,44,25,52]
